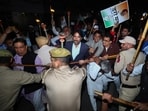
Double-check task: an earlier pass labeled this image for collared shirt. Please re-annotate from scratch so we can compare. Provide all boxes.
[114,48,145,74]
[72,42,81,60]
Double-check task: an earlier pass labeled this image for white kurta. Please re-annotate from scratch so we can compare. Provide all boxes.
[34,45,56,65]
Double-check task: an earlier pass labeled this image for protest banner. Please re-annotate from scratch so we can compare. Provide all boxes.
[100,1,129,28]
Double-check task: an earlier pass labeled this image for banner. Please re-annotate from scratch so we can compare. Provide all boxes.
[100,1,129,28]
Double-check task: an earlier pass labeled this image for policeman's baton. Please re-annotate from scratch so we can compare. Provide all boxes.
[94,90,137,108]
[126,19,148,80]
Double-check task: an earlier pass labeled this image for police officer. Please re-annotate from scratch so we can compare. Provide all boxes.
[42,48,86,111]
[114,36,146,111]
[0,49,42,111]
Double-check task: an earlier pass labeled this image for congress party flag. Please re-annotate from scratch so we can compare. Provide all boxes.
[100,1,129,28]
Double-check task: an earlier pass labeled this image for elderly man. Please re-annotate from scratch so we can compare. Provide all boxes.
[114,36,146,111]
[102,55,148,111]
[122,55,148,103]
[42,48,86,111]
[35,36,56,65]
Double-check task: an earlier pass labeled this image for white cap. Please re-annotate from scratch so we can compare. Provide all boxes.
[119,36,136,45]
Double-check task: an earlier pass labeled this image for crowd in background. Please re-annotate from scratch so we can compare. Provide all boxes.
[0,11,148,111]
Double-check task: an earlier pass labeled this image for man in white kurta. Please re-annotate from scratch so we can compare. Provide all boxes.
[35,36,56,65]
[42,48,86,111]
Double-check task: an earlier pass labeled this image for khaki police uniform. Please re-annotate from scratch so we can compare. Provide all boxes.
[42,48,86,111]
[114,48,146,111]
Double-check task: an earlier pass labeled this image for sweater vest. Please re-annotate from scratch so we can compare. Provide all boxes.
[22,51,42,94]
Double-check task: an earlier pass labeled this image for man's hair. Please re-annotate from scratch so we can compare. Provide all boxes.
[13,38,27,46]
[93,30,103,37]
[103,32,114,41]
[72,30,83,38]
[120,9,128,16]
[121,25,132,33]
[100,60,111,73]
[54,55,70,64]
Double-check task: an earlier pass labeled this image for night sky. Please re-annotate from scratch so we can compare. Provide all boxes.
[0,0,147,14]
[0,0,147,33]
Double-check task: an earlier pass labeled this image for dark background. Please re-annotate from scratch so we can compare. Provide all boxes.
[0,0,147,35]
[0,0,147,14]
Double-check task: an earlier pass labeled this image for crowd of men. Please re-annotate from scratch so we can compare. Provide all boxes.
[0,16,148,111]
